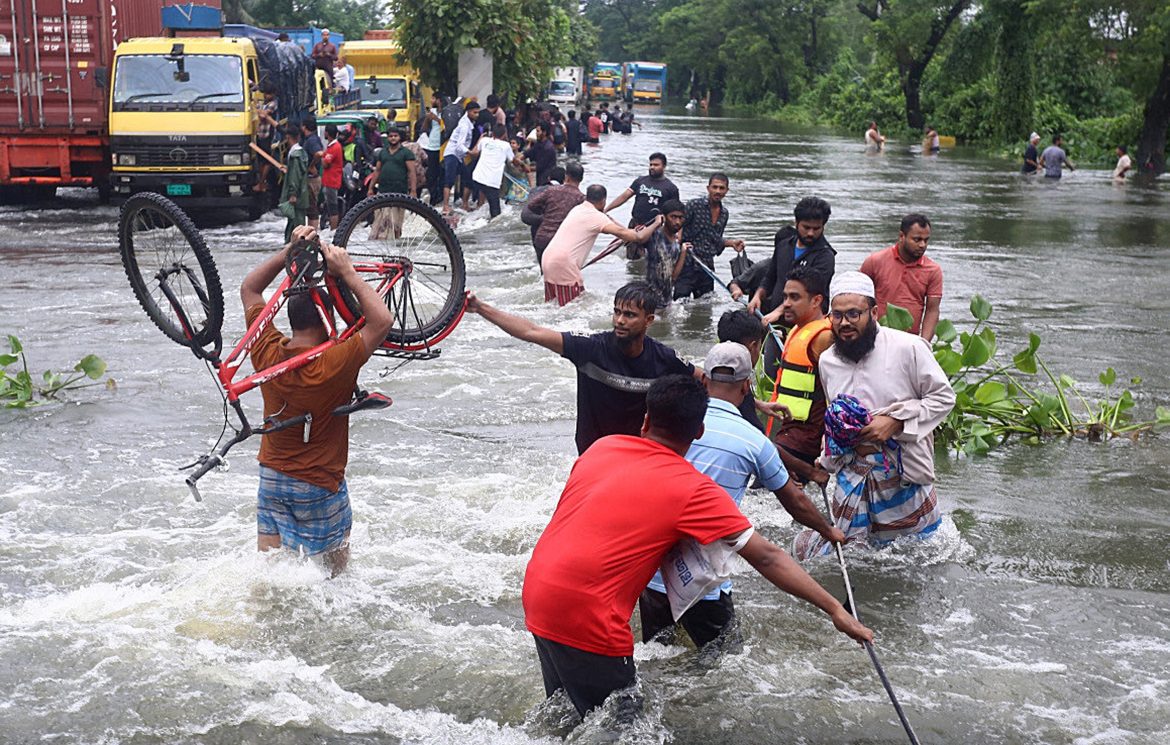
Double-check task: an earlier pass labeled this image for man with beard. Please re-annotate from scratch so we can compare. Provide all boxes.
[465,282,695,454]
[795,271,955,559]
[860,213,943,340]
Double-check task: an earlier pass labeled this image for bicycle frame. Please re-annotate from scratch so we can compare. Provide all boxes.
[216,264,402,404]
[178,257,466,503]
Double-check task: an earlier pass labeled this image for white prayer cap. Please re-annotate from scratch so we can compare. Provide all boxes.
[830,270,875,302]
[1029,131,1040,142]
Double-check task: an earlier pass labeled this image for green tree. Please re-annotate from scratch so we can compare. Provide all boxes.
[387,0,572,100]
[229,0,388,43]
[859,0,973,130]
[989,0,1035,143]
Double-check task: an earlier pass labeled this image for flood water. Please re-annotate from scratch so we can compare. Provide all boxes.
[2,111,1170,744]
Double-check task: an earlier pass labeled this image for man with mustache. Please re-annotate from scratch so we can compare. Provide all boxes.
[797,271,955,556]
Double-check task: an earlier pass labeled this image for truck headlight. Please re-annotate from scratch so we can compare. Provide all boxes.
[116,153,136,166]
[223,153,242,166]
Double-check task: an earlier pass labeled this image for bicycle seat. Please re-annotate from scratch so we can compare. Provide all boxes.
[332,391,393,417]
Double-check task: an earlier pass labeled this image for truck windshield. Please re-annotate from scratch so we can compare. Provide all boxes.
[549,81,576,96]
[635,80,662,93]
[355,78,407,108]
[113,55,244,111]
[594,79,615,89]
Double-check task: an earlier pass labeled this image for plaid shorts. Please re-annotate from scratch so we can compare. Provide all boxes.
[257,465,352,555]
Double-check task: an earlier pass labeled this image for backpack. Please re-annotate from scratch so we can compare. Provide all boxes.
[578,119,590,139]
[440,101,464,143]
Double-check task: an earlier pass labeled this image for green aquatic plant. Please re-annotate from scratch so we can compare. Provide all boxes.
[0,334,112,408]
[881,298,1170,454]
[751,299,1169,456]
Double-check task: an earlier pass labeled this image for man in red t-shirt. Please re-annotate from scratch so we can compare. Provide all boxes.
[859,213,943,340]
[321,124,344,230]
[522,375,872,718]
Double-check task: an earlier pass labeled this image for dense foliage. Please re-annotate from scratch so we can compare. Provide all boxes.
[224,0,599,102]
[584,0,1170,173]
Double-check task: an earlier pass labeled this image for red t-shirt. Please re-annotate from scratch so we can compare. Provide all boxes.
[859,244,944,335]
[587,116,603,140]
[322,139,344,189]
[523,435,752,656]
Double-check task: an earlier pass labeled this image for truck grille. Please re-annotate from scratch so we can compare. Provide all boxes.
[118,143,241,167]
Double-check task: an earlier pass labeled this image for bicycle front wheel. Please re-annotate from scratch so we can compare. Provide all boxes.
[119,193,224,348]
[332,193,466,346]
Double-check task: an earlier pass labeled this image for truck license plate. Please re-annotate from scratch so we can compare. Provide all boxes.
[166,184,192,196]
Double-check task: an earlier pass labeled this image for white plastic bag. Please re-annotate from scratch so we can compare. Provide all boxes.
[659,528,753,620]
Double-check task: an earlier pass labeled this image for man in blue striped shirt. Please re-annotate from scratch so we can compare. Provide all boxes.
[639,342,846,649]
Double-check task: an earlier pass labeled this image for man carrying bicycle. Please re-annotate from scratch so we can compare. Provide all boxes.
[240,226,393,576]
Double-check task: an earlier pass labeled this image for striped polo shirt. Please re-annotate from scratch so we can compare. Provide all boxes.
[647,398,790,599]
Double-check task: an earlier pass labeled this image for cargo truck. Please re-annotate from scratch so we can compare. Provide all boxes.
[547,66,583,107]
[340,38,426,138]
[589,62,621,101]
[0,0,182,202]
[623,61,667,104]
[107,31,327,216]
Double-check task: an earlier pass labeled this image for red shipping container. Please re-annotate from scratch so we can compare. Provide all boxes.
[0,0,220,192]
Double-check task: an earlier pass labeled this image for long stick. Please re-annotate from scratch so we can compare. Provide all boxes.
[249,141,287,173]
[819,484,922,745]
[583,219,653,268]
[691,256,786,352]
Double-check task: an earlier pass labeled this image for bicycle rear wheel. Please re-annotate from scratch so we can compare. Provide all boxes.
[119,193,224,348]
[331,193,466,346]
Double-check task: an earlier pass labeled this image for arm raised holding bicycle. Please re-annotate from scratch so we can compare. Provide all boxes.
[241,226,393,359]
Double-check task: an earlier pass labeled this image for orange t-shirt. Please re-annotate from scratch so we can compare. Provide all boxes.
[859,244,943,335]
[246,304,368,492]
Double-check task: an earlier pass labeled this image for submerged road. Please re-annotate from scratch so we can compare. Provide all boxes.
[1,111,1169,743]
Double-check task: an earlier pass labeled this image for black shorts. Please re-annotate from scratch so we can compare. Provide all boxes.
[638,587,736,649]
[672,262,715,299]
[532,634,637,717]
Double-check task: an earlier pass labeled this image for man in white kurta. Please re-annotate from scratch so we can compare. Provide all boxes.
[796,271,955,558]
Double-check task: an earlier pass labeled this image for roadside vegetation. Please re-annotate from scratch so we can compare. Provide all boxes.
[585,0,1170,174]
[1,335,112,408]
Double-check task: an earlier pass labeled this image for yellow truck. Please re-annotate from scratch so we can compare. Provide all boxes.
[340,39,428,138]
[108,35,335,217]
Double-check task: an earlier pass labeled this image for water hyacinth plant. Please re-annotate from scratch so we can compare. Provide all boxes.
[1,334,112,408]
[753,298,1170,456]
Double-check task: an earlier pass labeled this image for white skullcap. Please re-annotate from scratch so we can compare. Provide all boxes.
[1029,132,1040,141]
[830,270,875,302]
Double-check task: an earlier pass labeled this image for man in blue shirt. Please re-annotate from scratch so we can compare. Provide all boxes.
[638,341,845,649]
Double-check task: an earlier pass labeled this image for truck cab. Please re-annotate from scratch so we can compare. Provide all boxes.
[108,37,264,214]
[340,39,427,137]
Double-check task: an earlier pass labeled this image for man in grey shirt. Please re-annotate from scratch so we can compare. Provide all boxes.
[1039,135,1075,179]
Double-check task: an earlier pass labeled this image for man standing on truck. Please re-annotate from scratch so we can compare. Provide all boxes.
[311,29,338,78]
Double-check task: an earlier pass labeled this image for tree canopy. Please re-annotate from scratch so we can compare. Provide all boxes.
[582,0,1170,174]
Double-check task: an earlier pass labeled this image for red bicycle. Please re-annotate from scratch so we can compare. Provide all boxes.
[118,192,468,501]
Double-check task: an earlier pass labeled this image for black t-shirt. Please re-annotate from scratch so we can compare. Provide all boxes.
[1022,143,1038,173]
[561,331,694,454]
[737,390,766,433]
[526,140,558,184]
[628,175,680,225]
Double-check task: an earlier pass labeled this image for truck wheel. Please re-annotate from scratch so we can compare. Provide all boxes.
[247,198,264,221]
